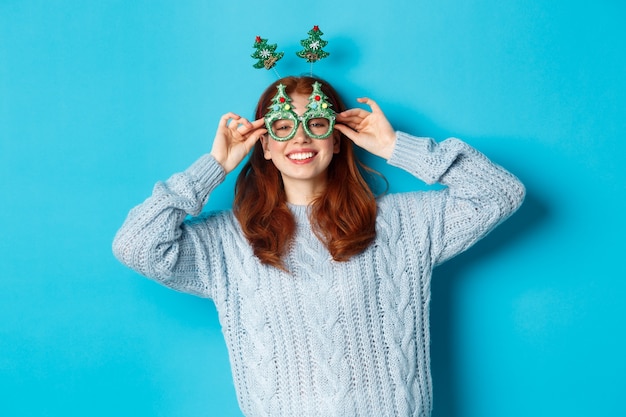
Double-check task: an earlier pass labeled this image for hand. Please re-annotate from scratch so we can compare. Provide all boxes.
[335,98,396,160]
[210,113,267,174]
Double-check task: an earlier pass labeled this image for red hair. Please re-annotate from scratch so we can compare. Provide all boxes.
[234,76,378,270]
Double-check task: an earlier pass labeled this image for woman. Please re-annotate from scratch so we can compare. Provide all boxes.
[113,76,525,417]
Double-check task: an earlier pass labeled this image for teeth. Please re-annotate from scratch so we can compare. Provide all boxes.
[288,152,315,160]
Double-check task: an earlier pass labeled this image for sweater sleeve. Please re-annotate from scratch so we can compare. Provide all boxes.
[388,131,525,266]
[112,154,227,298]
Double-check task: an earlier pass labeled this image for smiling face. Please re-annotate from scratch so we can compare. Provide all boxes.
[261,93,340,203]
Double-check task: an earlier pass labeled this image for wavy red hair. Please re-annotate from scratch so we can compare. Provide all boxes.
[234,76,378,270]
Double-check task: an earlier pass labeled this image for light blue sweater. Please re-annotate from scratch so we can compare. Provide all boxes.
[113,132,525,417]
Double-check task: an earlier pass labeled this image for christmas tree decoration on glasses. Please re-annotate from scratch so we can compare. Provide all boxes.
[264,81,336,142]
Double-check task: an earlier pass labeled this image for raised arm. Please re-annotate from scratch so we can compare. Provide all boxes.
[336,98,525,265]
[112,113,266,297]
[389,132,525,265]
[112,154,226,297]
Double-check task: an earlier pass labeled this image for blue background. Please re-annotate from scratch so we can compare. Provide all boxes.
[1,1,624,416]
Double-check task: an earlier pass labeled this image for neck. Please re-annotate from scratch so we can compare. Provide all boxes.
[282,176,327,205]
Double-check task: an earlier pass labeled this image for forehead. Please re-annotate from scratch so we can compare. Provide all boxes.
[288,93,309,116]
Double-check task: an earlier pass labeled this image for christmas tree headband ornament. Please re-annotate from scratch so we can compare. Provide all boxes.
[251,25,330,77]
[251,36,284,77]
[296,25,330,75]
[264,81,336,142]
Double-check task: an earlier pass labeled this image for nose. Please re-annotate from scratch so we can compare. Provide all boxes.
[292,121,311,143]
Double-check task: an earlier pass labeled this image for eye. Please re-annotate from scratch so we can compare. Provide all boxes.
[273,121,294,130]
[270,119,296,139]
[308,118,329,128]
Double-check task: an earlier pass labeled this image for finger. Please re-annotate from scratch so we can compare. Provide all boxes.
[244,118,266,132]
[233,117,253,131]
[244,125,267,139]
[219,112,240,128]
[242,127,267,149]
[357,97,383,114]
[336,114,363,125]
[336,112,368,127]
[335,121,359,133]
[236,119,266,140]
[337,108,370,119]
[334,124,359,142]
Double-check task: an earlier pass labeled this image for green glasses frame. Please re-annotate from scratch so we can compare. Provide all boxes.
[264,82,336,142]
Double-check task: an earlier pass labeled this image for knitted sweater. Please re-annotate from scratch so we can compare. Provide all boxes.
[113,132,525,417]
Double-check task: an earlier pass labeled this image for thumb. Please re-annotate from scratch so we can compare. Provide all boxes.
[243,129,265,150]
[334,124,359,142]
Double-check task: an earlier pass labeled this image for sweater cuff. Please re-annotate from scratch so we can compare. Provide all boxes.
[184,154,226,202]
[388,131,441,185]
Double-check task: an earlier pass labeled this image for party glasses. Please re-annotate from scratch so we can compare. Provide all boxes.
[264,82,336,142]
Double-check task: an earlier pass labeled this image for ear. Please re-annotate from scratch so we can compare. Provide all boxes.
[261,135,272,160]
[333,132,341,154]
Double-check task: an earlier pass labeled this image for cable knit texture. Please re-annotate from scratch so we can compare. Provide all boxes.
[113,132,525,417]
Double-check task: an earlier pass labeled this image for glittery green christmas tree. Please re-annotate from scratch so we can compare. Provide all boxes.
[251,36,284,70]
[296,26,330,63]
[305,82,335,118]
[267,84,294,119]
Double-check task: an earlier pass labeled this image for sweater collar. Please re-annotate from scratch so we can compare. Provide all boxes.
[287,203,311,225]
